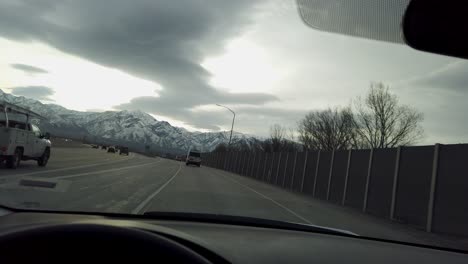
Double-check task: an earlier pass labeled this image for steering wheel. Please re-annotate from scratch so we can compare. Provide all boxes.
[0,224,212,263]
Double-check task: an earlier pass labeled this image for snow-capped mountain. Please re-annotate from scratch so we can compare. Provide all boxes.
[0,90,259,152]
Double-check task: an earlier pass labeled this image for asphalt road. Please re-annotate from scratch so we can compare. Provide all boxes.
[0,146,466,250]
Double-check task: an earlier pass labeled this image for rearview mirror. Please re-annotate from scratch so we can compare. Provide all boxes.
[403,0,468,59]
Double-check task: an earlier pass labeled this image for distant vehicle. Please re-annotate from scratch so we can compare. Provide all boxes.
[91,145,99,149]
[107,147,116,153]
[186,149,201,167]
[0,102,51,169]
[119,147,129,156]
[101,145,107,150]
[175,155,185,161]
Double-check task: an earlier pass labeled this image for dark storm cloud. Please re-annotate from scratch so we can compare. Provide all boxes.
[117,96,303,133]
[10,63,48,74]
[0,0,277,129]
[10,86,55,100]
[116,94,280,131]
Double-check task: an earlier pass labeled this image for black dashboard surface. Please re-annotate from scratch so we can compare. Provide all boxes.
[0,211,466,263]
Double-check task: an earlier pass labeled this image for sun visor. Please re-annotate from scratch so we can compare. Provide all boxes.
[296,0,410,44]
[297,0,468,60]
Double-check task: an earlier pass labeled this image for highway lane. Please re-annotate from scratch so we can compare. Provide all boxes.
[144,163,468,250]
[0,146,466,250]
[144,162,304,223]
[0,147,135,178]
[0,147,181,213]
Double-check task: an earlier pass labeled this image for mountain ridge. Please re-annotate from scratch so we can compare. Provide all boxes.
[0,90,258,153]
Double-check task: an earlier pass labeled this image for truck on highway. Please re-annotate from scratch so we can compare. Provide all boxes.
[0,102,51,169]
[186,148,201,167]
[119,146,129,156]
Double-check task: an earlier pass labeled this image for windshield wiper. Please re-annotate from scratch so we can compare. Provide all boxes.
[0,203,356,237]
[143,211,357,237]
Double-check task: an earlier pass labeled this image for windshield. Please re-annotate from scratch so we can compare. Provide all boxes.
[0,0,467,252]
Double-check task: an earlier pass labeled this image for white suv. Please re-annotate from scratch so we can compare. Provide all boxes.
[0,102,52,169]
[186,149,202,167]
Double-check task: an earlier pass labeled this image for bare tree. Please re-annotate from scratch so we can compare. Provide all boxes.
[213,143,228,153]
[298,107,356,151]
[283,127,299,151]
[270,124,286,151]
[287,127,296,142]
[354,82,424,148]
[263,124,299,152]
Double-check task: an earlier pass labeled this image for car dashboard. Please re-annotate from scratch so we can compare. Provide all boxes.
[0,210,466,263]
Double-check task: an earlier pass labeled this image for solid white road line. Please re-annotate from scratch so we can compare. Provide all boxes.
[132,165,182,214]
[214,170,313,225]
[53,160,162,180]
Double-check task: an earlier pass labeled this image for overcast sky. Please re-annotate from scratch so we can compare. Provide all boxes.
[0,0,466,144]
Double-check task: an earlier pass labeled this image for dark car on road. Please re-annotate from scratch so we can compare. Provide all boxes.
[107,147,116,153]
[119,147,129,156]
